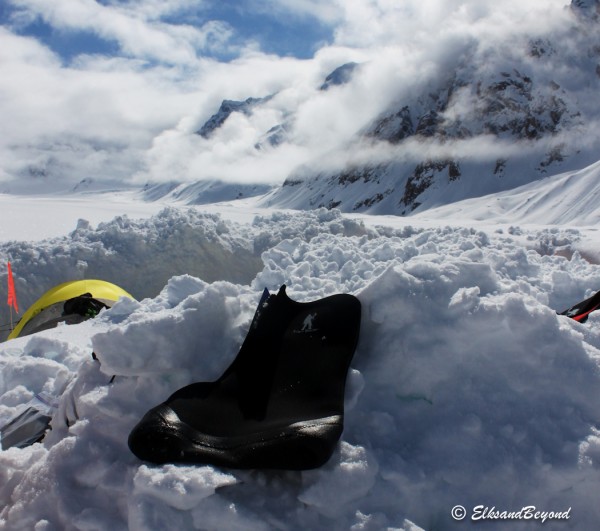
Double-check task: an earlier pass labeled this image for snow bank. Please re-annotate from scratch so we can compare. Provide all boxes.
[2,209,600,530]
[0,208,367,341]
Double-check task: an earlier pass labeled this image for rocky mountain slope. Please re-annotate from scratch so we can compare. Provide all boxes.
[188,0,600,215]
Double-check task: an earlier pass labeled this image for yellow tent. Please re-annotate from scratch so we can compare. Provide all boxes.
[8,279,133,340]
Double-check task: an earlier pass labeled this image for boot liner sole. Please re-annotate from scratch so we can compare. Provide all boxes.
[129,407,343,470]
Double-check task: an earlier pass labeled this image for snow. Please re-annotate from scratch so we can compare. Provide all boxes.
[0,191,166,242]
[2,164,600,529]
[420,160,600,227]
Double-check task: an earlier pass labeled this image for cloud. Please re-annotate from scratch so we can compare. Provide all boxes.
[7,0,236,63]
[0,25,209,188]
[332,0,567,49]
[0,0,598,192]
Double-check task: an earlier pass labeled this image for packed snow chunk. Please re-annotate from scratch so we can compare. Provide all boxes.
[399,520,426,531]
[92,279,254,381]
[70,507,125,531]
[255,233,400,298]
[579,427,600,465]
[0,437,81,528]
[154,274,208,308]
[0,354,68,404]
[403,258,498,299]
[0,444,47,512]
[448,286,481,313]
[7,429,135,528]
[133,464,237,511]
[21,334,92,371]
[344,368,365,411]
[348,261,600,528]
[299,442,378,518]
[350,511,426,531]
[190,494,274,531]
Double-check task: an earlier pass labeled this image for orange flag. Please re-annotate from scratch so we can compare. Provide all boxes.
[7,261,19,313]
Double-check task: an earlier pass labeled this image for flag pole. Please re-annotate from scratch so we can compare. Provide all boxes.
[7,260,19,334]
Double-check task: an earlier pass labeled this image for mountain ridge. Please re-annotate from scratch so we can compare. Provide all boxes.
[188,0,600,216]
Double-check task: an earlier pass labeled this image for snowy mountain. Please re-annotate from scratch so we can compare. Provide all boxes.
[572,0,600,16]
[421,159,600,227]
[319,62,360,91]
[178,0,600,216]
[141,180,272,205]
[196,96,274,139]
[194,63,361,143]
[265,6,600,213]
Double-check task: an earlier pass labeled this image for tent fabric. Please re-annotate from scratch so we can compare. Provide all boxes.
[7,279,133,340]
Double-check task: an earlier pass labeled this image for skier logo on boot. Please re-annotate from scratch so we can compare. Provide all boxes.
[297,312,318,333]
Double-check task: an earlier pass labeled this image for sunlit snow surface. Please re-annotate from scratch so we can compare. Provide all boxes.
[1,169,600,529]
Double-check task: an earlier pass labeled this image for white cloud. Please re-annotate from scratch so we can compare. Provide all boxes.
[111,0,205,21]
[0,26,210,187]
[0,0,598,191]
[8,0,235,63]
[332,0,567,49]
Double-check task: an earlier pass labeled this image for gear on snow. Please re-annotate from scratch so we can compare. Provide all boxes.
[128,285,361,470]
[7,279,133,340]
[559,289,600,323]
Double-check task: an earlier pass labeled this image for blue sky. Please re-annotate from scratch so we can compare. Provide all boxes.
[0,0,336,63]
[0,2,120,61]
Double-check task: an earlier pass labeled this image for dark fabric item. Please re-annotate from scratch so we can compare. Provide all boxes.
[0,407,52,450]
[63,293,109,318]
[128,285,361,470]
[17,294,112,339]
[560,289,600,323]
